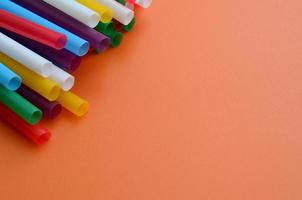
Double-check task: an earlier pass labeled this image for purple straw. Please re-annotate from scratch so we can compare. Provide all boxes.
[1,28,81,72]
[11,0,111,52]
[17,85,62,119]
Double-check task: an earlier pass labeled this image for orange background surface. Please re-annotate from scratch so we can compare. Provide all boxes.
[1,0,302,199]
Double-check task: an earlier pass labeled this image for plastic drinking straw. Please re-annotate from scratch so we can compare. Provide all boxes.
[76,0,113,23]
[0,85,42,125]
[94,0,134,25]
[126,0,152,8]
[42,0,100,28]
[0,9,67,49]
[0,0,89,56]
[11,0,111,52]
[57,91,89,117]
[48,65,75,91]
[0,63,21,91]
[0,53,61,101]
[0,102,51,145]
[108,31,123,47]
[95,21,115,35]
[1,29,80,72]
[17,84,62,119]
[136,0,152,8]
[0,33,53,78]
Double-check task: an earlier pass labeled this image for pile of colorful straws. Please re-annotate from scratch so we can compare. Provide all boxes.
[0,0,151,145]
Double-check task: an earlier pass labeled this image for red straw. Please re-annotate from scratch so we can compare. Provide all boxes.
[0,103,51,145]
[0,9,67,49]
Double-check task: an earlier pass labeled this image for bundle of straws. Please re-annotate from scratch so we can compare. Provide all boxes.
[0,0,151,145]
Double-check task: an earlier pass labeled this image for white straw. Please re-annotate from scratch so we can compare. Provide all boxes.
[95,0,134,25]
[48,64,75,91]
[136,0,152,8]
[42,0,100,28]
[0,32,52,78]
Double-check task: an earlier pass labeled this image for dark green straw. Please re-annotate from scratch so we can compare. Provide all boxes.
[108,31,123,47]
[0,85,42,125]
[116,0,126,5]
[95,21,115,36]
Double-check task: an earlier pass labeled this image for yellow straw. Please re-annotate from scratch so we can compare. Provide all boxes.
[57,91,89,117]
[77,0,113,23]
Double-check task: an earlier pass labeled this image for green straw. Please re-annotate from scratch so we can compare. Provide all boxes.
[95,21,115,36]
[0,85,42,125]
[116,0,126,5]
[108,31,123,47]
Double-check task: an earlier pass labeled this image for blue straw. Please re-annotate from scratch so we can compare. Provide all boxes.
[0,0,89,56]
[0,63,21,91]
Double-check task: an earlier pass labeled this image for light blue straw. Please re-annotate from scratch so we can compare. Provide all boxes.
[0,63,21,91]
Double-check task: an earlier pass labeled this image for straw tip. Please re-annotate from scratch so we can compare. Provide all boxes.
[7,76,21,91]
[110,32,123,47]
[37,131,51,145]
[87,13,101,28]
[62,76,75,91]
[136,0,152,8]
[48,85,61,101]
[54,35,67,50]
[76,102,89,117]
[48,103,62,119]
[100,10,113,24]
[77,42,90,56]
[120,10,134,26]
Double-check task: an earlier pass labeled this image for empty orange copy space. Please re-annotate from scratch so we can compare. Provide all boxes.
[0,0,302,200]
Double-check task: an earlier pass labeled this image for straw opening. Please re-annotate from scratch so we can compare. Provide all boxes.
[88,13,101,28]
[111,32,123,47]
[123,11,134,25]
[7,76,21,91]
[62,76,74,91]
[137,0,152,8]
[101,10,113,23]
[48,85,61,101]
[49,103,62,119]
[30,110,42,125]
[78,41,90,56]
[55,35,67,49]
[77,102,89,117]
[37,131,51,144]
[96,37,111,52]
